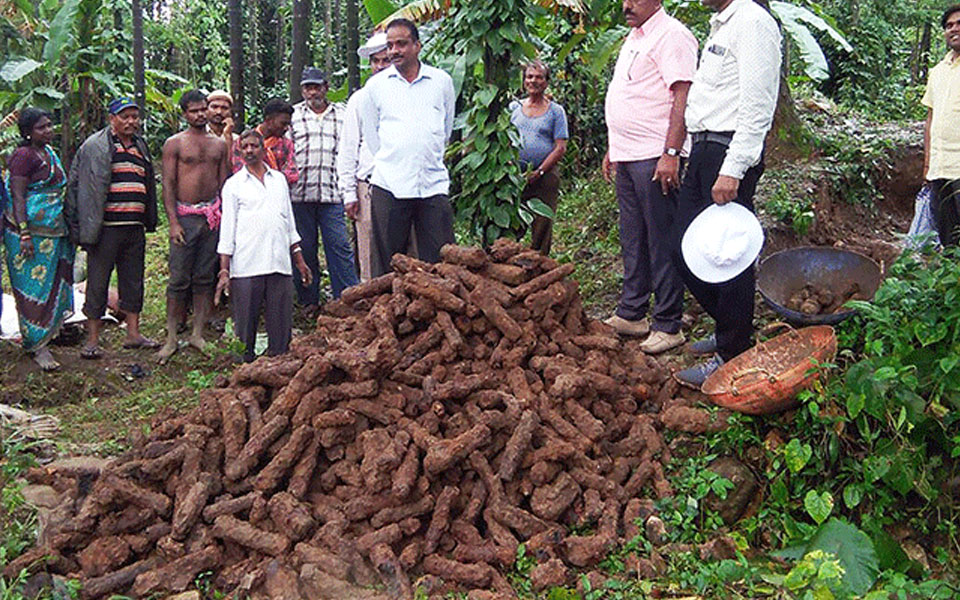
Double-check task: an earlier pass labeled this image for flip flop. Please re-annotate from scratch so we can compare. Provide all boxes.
[81,345,103,360]
[122,338,161,350]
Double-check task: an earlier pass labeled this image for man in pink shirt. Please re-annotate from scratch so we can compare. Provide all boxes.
[602,0,698,354]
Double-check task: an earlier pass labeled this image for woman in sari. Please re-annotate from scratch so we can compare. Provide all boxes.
[4,108,75,371]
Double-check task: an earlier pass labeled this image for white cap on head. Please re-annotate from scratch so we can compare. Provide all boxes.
[358,32,388,59]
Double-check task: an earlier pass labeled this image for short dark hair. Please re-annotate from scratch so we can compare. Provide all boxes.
[237,129,263,145]
[262,98,294,118]
[386,18,419,42]
[179,89,208,112]
[17,107,52,147]
[942,4,960,27]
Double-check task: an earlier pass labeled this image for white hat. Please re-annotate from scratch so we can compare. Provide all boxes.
[681,203,764,283]
[358,32,388,59]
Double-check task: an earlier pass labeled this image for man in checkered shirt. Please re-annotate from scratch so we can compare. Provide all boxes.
[288,67,358,309]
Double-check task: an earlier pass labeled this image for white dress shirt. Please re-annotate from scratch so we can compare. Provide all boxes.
[685,0,782,179]
[218,165,302,278]
[359,63,456,198]
[336,87,375,206]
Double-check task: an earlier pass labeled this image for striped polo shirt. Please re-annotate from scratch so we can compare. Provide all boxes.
[105,134,149,226]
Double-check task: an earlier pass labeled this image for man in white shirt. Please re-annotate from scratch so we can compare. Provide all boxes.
[216,129,312,362]
[338,33,393,281]
[359,18,456,275]
[289,67,357,307]
[673,0,781,388]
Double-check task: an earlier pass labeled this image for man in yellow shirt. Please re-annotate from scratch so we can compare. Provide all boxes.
[922,4,960,246]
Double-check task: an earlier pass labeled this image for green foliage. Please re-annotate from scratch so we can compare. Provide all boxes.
[762,183,815,236]
[771,1,853,82]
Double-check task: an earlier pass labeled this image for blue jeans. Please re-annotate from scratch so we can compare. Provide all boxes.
[292,202,358,303]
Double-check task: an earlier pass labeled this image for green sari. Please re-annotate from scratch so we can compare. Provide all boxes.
[3,145,75,351]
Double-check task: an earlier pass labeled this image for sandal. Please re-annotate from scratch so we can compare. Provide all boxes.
[81,345,104,360]
[122,337,161,350]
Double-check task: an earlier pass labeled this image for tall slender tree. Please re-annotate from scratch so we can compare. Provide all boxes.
[290,0,312,102]
[133,0,144,110]
[229,0,245,126]
[249,0,260,108]
[346,0,359,92]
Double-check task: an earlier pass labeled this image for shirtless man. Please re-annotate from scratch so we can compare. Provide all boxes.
[206,89,235,148]
[158,89,230,363]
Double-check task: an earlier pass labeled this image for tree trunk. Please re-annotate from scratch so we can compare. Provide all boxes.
[324,0,332,75]
[133,0,145,110]
[249,0,260,108]
[919,22,932,84]
[290,0,311,102]
[346,0,359,92]
[229,0,245,126]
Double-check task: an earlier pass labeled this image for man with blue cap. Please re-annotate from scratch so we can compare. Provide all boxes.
[66,97,159,358]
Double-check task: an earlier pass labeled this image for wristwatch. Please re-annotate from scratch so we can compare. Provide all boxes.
[664,148,680,157]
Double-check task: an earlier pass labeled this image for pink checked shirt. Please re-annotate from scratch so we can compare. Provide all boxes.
[604,8,698,162]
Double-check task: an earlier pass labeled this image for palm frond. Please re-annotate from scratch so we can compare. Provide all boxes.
[379,0,452,26]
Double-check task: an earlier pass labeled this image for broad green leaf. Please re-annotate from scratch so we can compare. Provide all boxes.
[771,1,853,51]
[43,0,82,65]
[362,0,398,23]
[0,57,43,83]
[804,518,880,596]
[845,392,864,418]
[784,438,813,473]
[842,484,862,509]
[804,490,833,525]
[145,69,190,85]
[525,197,554,219]
[586,26,628,77]
[32,86,65,101]
[862,455,890,482]
[938,355,959,374]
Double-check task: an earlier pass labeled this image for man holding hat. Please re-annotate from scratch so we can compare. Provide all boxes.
[338,32,396,281]
[66,97,159,358]
[206,89,235,147]
[673,0,781,388]
[288,67,357,308]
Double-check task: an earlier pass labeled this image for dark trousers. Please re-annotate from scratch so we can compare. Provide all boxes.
[292,202,358,303]
[615,158,684,334]
[522,168,561,255]
[230,273,293,362]
[930,178,960,247]
[83,225,145,319]
[369,185,454,276]
[675,141,764,361]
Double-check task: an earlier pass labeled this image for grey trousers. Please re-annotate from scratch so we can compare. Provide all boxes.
[614,158,684,334]
[230,273,293,362]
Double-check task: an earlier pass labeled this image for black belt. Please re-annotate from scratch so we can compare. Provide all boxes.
[691,131,734,146]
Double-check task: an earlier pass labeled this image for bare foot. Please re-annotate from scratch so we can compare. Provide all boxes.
[187,334,207,354]
[157,339,179,365]
[33,347,60,371]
